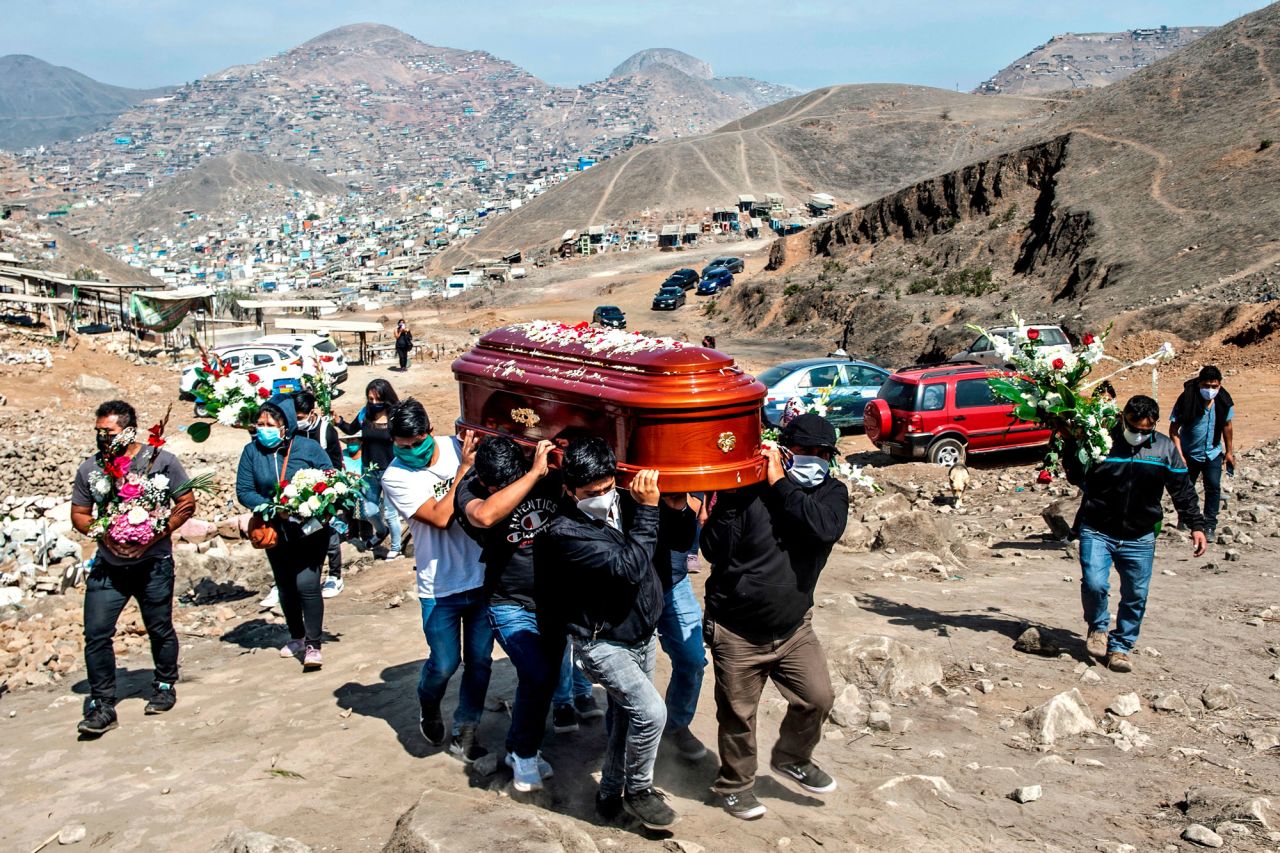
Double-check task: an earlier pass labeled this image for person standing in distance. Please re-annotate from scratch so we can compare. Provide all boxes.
[1169,365,1235,543]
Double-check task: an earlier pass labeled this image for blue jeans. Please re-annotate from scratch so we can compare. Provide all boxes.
[657,574,706,730]
[574,634,664,797]
[488,603,564,758]
[417,588,494,734]
[365,469,403,551]
[1186,454,1223,530]
[554,642,595,707]
[1078,525,1156,654]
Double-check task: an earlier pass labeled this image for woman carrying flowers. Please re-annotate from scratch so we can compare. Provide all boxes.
[235,395,335,671]
[69,400,198,737]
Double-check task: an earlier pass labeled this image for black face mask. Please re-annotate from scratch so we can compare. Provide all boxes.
[367,401,387,411]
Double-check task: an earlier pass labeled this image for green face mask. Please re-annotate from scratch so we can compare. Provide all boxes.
[394,435,436,470]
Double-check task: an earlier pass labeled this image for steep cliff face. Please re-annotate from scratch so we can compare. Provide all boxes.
[768,136,1103,301]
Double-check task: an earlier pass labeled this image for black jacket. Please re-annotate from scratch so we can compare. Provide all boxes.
[701,474,849,644]
[1170,378,1233,453]
[1064,427,1204,538]
[299,416,343,469]
[537,494,695,645]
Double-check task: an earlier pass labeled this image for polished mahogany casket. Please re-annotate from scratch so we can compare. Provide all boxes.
[452,322,766,491]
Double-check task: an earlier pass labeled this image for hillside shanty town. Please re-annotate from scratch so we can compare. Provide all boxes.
[2,2,1280,852]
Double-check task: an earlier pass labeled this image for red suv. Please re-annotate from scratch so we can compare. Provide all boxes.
[863,364,1051,466]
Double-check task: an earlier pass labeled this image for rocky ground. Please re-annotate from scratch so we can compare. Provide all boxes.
[1,441,1278,852]
[2,252,1279,851]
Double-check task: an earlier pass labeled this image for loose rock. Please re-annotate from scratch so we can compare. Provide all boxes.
[1181,824,1224,848]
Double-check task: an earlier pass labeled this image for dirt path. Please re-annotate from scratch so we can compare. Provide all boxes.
[2,517,1276,851]
[1070,127,1201,219]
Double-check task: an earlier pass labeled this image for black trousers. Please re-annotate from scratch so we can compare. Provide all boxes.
[326,528,342,578]
[1186,454,1224,530]
[266,528,328,646]
[397,347,409,370]
[83,555,179,703]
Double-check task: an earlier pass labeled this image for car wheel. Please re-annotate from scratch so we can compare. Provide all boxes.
[928,437,965,467]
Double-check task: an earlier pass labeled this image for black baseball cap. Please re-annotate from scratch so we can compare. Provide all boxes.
[780,413,838,451]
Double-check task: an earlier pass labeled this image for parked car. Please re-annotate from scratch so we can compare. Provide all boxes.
[255,333,349,385]
[702,256,745,275]
[651,286,686,311]
[757,357,890,431]
[179,343,309,408]
[863,363,1052,466]
[592,305,627,329]
[950,324,1071,369]
[662,269,701,291]
[696,267,734,295]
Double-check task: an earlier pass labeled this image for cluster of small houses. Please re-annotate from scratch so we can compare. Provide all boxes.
[556,191,838,258]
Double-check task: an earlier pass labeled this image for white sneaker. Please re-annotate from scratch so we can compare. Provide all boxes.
[505,751,551,791]
[322,576,344,598]
[384,549,402,561]
[259,586,280,609]
[279,639,304,659]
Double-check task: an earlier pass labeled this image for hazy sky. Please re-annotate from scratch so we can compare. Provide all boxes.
[3,0,1267,91]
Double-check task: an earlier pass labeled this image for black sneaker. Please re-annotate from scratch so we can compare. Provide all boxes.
[623,787,678,830]
[1205,528,1217,544]
[418,700,445,746]
[144,682,177,715]
[595,790,624,821]
[446,724,488,764]
[552,703,579,733]
[573,693,605,720]
[77,700,118,736]
[771,759,837,794]
[720,789,767,820]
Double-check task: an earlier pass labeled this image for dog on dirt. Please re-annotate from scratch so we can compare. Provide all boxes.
[948,463,970,508]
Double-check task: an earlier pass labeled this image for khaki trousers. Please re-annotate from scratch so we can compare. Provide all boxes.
[705,613,835,794]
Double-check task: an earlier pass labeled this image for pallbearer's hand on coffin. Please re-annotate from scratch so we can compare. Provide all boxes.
[458,430,479,468]
[629,469,661,507]
[530,440,554,479]
[760,444,787,486]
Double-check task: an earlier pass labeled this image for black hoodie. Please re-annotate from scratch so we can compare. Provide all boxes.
[701,474,849,644]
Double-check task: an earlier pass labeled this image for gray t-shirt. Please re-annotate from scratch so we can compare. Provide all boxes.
[71,447,192,567]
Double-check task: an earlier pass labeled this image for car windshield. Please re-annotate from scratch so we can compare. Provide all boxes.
[314,340,338,353]
[879,378,917,410]
[757,365,796,387]
[658,288,681,296]
[1038,328,1069,346]
[599,308,622,316]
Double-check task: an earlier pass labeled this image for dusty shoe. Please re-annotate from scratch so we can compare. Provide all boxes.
[1085,631,1108,660]
[1107,651,1133,673]
[552,703,579,733]
[505,752,545,793]
[303,644,323,671]
[144,682,177,715]
[419,700,445,746]
[447,725,488,764]
[1205,528,1217,544]
[595,790,624,821]
[573,693,604,721]
[720,789,767,820]
[771,759,837,794]
[279,639,304,659]
[623,787,678,830]
[77,700,118,736]
[667,726,708,761]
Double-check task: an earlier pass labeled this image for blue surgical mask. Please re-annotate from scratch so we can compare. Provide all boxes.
[255,427,283,449]
[787,454,830,488]
[1199,387,1219,401]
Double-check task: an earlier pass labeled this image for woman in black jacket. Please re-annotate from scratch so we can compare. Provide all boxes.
[336,378,403,558]
[235,396,334,671]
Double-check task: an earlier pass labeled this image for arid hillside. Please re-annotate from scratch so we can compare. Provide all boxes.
[720,2,1280,363]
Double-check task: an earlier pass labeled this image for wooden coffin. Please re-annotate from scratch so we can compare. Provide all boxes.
[452,322,766,491]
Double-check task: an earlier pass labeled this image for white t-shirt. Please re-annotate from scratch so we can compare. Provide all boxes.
[381,435,484,600]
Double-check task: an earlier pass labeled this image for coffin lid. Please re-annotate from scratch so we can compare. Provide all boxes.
[475,322,732,375]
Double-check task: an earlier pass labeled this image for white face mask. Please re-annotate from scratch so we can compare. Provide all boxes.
[576,489,620,529]
[1122,427,1152,447]
[787,454,831,487]
[1199,387,1219,401]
